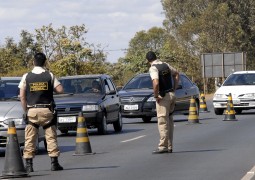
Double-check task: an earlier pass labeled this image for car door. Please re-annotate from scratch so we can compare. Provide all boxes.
[174,75,192,111]
[104,78,119,121]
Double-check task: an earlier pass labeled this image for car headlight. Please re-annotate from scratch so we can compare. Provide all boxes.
[82,105,99,111]
[3,118,25,126]
[147,97,156,102]
[243,93,255,98]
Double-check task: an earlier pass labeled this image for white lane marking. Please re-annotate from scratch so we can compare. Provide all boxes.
[121,135,146,143]
[241,165,255,180]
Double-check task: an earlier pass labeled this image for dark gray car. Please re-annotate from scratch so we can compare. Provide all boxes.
[55,74,122,135]
[118,73,200,122]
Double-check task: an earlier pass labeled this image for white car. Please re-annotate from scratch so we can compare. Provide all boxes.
[213,71,255,115]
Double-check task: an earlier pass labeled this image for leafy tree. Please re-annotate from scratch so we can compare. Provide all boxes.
[161,0,255,92]
[17,30,39,68]
[162,0,255,65]
[105,58,134,86]
[35,24,107,75]
[0,46,23,76]
[124,27,168,73]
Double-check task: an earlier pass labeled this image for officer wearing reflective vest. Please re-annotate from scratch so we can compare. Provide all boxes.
[146,51,179,154]
[19,52,64,172]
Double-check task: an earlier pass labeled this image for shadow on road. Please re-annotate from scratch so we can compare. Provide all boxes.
[58,128,144,137]
[173,148,226,153]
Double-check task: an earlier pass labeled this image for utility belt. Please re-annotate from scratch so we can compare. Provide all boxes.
[159,88,174,97]
[25,103,57,129]
[28,104,52,109]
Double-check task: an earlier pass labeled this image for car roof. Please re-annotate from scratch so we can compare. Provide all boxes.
[59,74,111,79]
[232,71,255,74]
[0,77,21,80]
[135,72,186,77]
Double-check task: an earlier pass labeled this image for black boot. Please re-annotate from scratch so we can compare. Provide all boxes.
[25,158,34,173]
[51,157,63,171]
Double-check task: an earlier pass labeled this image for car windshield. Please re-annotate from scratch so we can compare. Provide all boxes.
[60,78,103,94]
[223,73,255,86]
[0,80,20,100]
[123,75,152,90]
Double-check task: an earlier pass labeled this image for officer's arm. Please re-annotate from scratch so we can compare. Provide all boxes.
[19,88,27,112]
[152,79,159,98]
[55,84,64,94]
[172,71,180,90]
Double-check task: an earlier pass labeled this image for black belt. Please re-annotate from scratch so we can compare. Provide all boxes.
[29,104,51,108]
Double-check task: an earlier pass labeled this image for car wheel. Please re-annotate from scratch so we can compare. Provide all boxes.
[113,112,123,132]
[214,108,224,115]
[142,117,152,123]
[60,129,68,134]
[235,109,242,114]
[98,114,107,135]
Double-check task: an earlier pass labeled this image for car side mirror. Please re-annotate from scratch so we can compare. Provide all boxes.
[177,84,182,89]
[106,90,116,95]
[217,82,222,87]
[116,86,123,91]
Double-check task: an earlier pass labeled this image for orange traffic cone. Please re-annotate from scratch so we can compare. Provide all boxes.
[73,112,95,155]
[199,93,209,113]
[223,93,237,121]
[1,121,28,178]
[188,97,200,124]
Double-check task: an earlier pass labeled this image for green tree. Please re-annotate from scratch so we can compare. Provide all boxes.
[0,45,23,76]
[17,30,38,68]
[35,24,107,75]
[162,0,255,67]
[161,0,255,92]
[124,27,168,73]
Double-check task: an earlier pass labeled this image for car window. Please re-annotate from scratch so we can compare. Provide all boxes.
[0,80,20,99]
[181,75,193,88]
[60,78,103,94]
[223,73,255,86]
[124,76,152,90]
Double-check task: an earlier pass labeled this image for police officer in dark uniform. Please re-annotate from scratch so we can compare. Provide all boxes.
[19,52,64,172]
[146,51,179,154]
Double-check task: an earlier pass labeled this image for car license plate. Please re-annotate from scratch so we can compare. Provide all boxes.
[124,104,138,110]
[58,116,76,123]
[233,99,240,104]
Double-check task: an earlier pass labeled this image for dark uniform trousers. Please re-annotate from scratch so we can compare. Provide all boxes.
[156,92,176,150]
[23,108,60,159]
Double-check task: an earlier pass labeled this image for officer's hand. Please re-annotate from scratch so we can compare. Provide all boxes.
[155,96,162,103]
[22,113,28,124]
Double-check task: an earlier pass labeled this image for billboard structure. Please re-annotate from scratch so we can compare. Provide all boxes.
[200,52,246,93]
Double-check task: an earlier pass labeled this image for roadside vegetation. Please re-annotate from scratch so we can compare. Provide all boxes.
[1,1,255,93]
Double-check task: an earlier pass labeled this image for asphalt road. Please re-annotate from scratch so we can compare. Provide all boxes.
[1,97,255,180]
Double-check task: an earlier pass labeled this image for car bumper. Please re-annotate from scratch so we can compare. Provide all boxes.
[120,102,157,118]
[0,126,25,148]
[57,111,104,130]
[213,99,255,109]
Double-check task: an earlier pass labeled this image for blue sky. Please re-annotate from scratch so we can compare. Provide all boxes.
[0,0,165,63]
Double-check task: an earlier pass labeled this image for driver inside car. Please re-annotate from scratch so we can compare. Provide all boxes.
[89,80,101,93]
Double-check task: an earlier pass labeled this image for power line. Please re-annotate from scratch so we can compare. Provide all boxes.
[103,48,128,52]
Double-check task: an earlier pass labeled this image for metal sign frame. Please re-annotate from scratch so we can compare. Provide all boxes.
[200,52,246,93]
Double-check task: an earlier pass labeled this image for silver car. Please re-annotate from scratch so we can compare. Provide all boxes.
[0,77,46,150]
